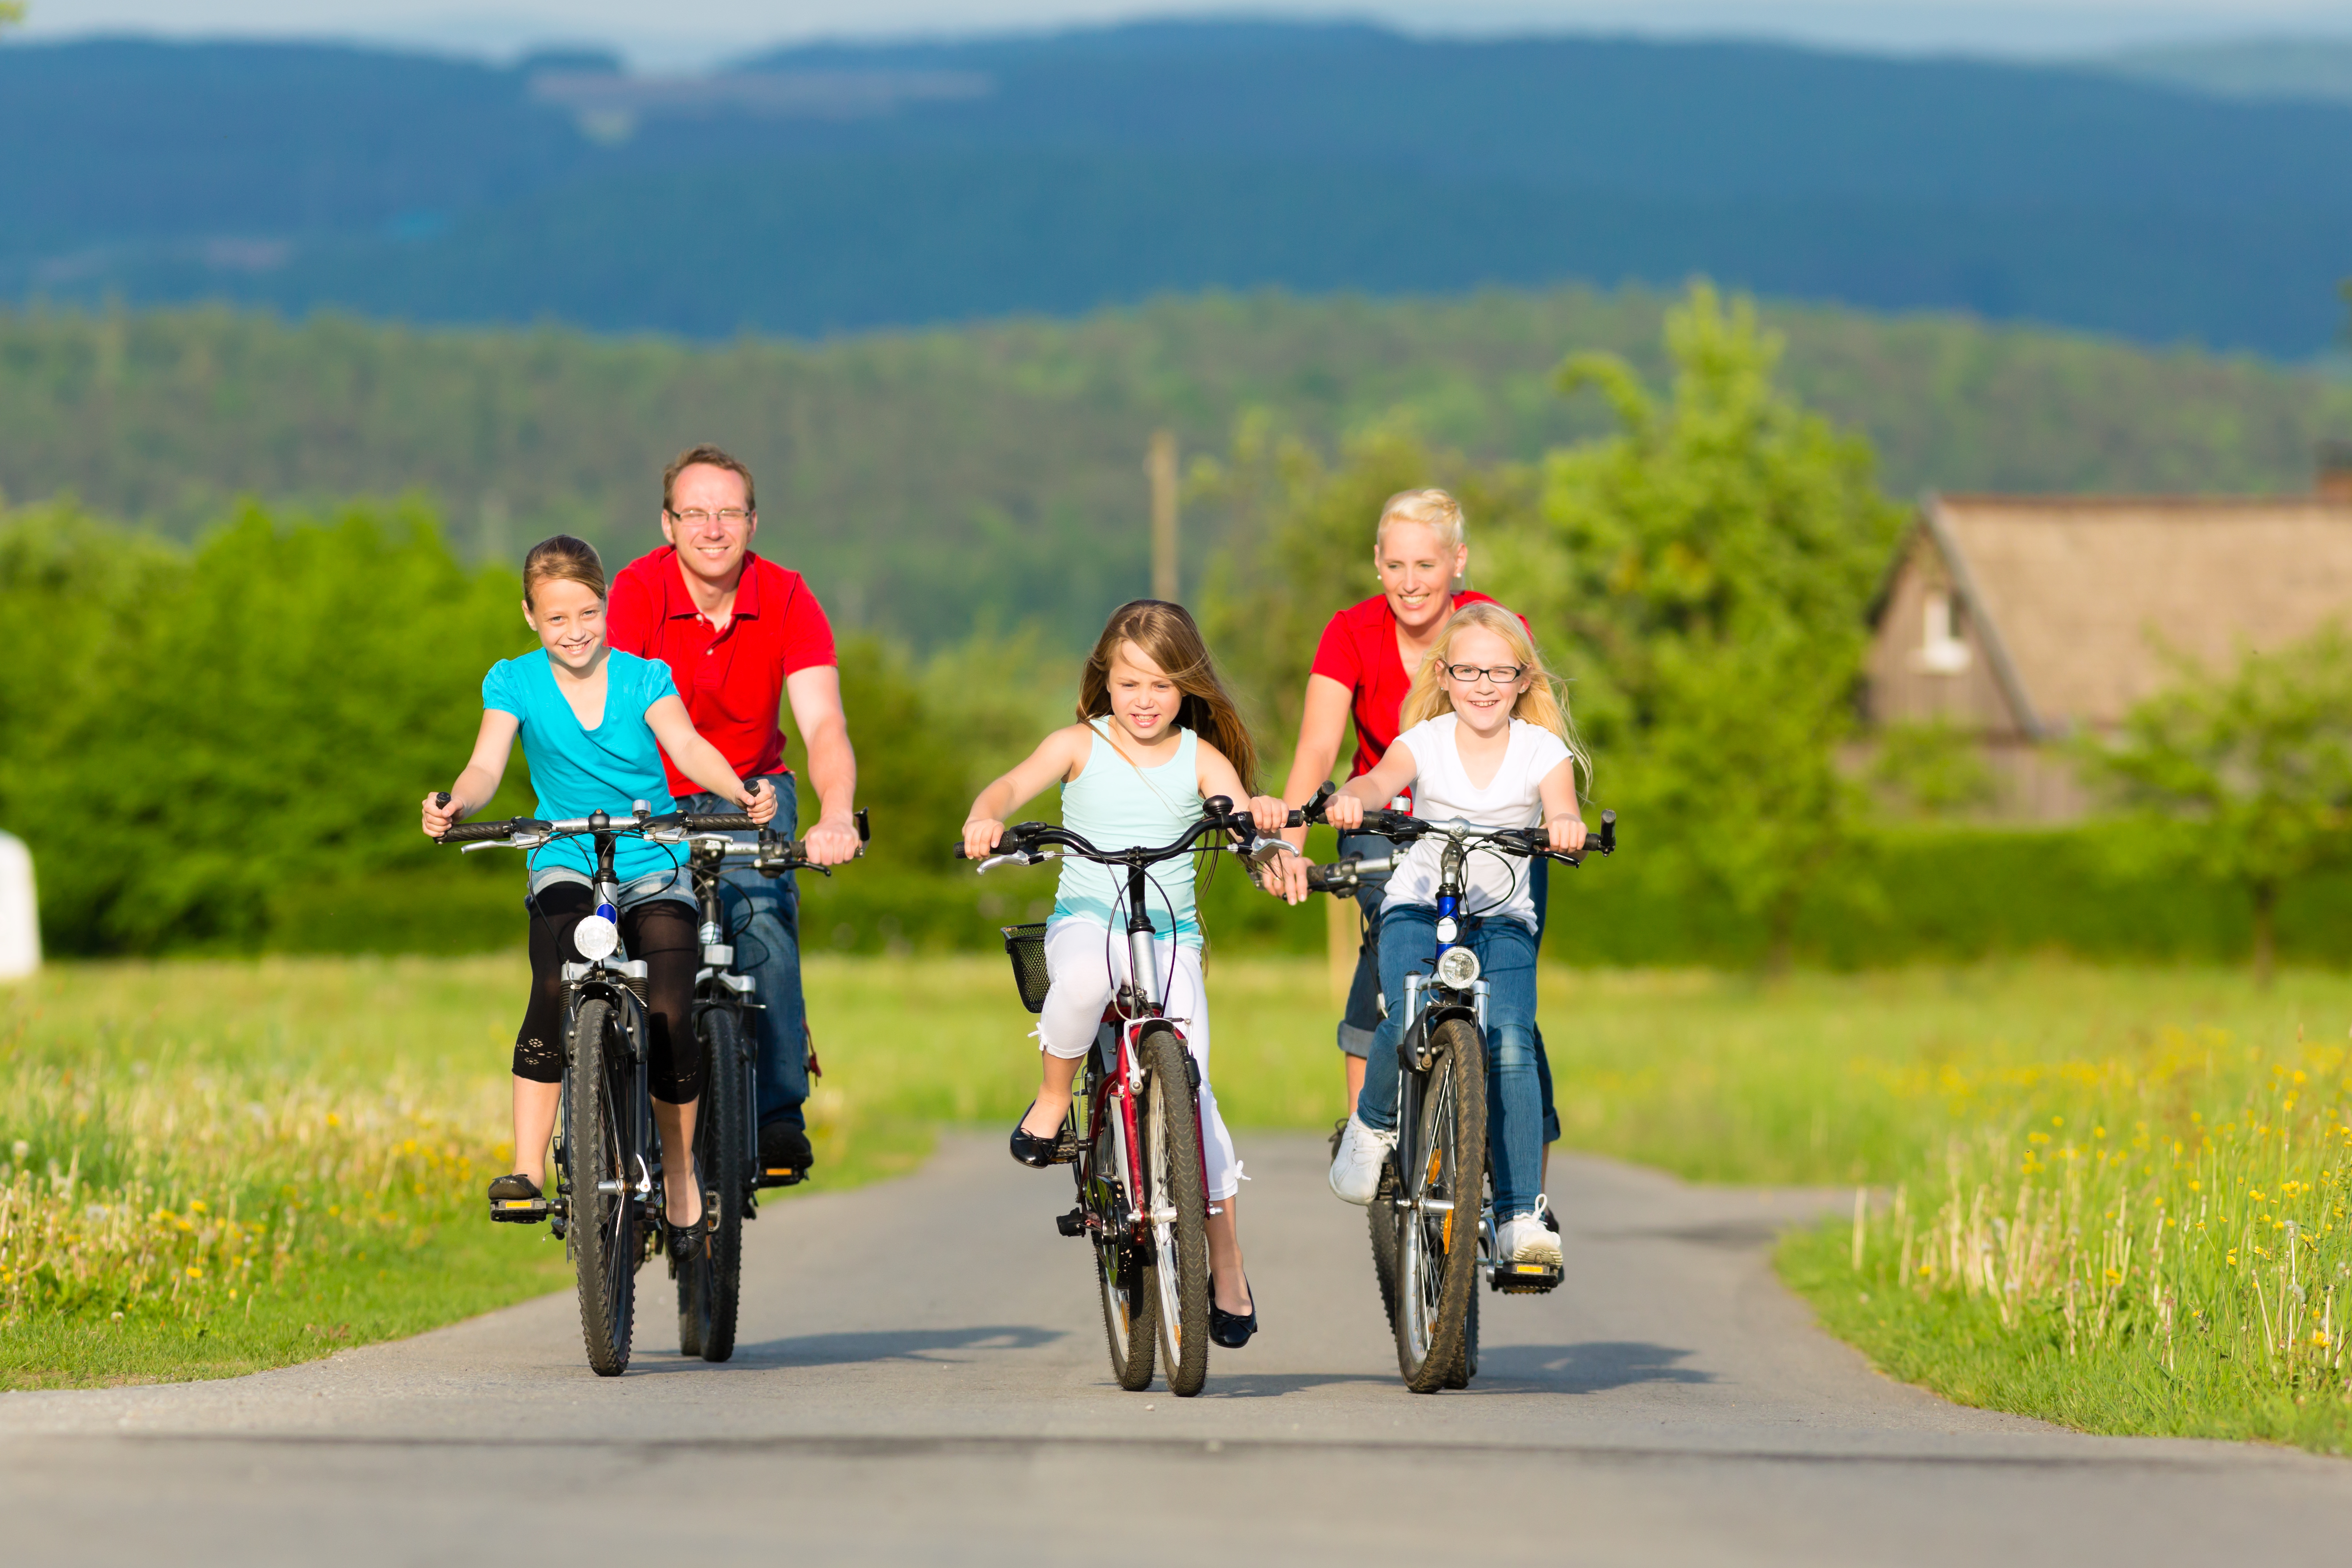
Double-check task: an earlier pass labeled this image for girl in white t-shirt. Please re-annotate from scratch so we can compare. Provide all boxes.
[1320,603,1588,1267]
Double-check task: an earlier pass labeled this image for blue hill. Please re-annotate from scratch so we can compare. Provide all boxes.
[6,23,2349,353]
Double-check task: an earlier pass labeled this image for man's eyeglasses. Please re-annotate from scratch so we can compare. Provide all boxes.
[1443,663,1526,685]
[668,507,751,528]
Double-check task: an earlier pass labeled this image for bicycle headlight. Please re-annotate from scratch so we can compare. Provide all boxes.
[1436,946,1481,988]
[574,913,620,962]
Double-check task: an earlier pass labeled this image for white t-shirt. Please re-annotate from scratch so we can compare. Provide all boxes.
[1379,713,1575,931]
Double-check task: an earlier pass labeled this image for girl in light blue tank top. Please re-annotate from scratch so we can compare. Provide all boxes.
[960,601,1299,1340]
[1051,719,1204,945]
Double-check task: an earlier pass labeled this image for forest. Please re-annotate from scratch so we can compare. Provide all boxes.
[8,284,2351,968]
[3,285,2347,655]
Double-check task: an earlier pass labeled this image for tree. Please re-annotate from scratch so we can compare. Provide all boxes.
[1491,284,1904,966]
[2081,625,2352,985]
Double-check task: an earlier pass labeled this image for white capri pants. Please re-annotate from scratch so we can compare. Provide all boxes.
[1036,919,1243,1202]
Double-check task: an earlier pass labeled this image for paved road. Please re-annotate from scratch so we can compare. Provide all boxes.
[4,1133,2346,1565]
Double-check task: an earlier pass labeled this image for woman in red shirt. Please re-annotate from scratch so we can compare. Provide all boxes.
[1269,491,1559,1150]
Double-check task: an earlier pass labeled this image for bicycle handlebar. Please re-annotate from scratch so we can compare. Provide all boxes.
[1336,807,1618,865]
[954,797,1264,869]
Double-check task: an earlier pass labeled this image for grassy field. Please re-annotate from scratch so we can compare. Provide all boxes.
[8,952,2352,1452]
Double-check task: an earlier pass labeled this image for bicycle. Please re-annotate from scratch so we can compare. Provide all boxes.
[671,808,869,1363]
[1307,807,1616,1392]
[959,797,1294,1397]
[436,796,776,1376]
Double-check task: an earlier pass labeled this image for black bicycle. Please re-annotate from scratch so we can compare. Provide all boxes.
[960,799,1292,1397]
[1308,807,1616,1392]
[437,800,768,1376]
[671,809,867,1363]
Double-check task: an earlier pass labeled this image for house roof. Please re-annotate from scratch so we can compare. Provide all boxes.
[1912,494,2352,734]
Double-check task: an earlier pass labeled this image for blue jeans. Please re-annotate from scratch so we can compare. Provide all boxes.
[1356,907,1544,1221]
[678,775,809,1133]
[1342,843,1558,1144]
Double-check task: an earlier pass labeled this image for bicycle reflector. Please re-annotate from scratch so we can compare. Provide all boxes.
[575,913,620,961]
[1436,945,1481,988]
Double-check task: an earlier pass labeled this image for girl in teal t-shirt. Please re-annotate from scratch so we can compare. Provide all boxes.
[421,536,775,1252]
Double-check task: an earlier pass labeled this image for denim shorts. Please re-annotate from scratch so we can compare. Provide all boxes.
[527,864,697,912]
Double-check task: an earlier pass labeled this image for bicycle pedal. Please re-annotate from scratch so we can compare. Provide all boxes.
[489,1197,551,1225]
[1489,1260,1563,1294]
[1055,1206,1086,1238]
[754,1166,808,1190]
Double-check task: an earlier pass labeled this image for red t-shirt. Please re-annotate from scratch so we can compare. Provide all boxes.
[1308,590,1523,785]
[606,547,837,796]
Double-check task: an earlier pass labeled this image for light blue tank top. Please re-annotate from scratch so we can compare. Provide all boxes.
[1051,721,1203,948]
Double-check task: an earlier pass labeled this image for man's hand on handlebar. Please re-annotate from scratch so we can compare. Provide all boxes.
[960,816,1007,863]
[801,807,861,866]
[1549,814,1588,856]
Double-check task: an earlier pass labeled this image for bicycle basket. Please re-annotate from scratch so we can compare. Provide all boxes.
[1001,924,1051,1014]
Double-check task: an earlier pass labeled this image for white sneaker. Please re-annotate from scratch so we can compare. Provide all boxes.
[1328,1115,1397,1205]
[1497,1211,1564,1267]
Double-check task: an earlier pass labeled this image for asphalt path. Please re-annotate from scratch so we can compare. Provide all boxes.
[4,1132,2347,1566]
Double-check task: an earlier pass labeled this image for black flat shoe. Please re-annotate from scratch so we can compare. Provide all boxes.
[1209,1276,1258,1349]
[1008,1102,1077,1168]
[487,1173,541,1202]
[666,1210,708,1266]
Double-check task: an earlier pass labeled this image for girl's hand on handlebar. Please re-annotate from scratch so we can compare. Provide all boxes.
[1245,794,1291,834]
[421,791,460,839]
[1324,791,1365,832]
[741,778,780,826]
[1548,815,1588,855]
[1261,848,1312,905]
[961,817,1006,862]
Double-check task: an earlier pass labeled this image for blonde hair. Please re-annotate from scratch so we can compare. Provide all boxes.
[1375,488,1466,556]
[522,534,606,608]
[1400,602,1590,791]
[1079,600,1259,793]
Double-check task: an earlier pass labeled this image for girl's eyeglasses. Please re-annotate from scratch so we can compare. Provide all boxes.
[1444,663,1525,685]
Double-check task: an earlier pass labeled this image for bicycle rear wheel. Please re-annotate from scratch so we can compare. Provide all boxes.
[567,995,640,1377]
[1138,1024,1210,1397]
[1368,1164,1401,1332]
[1395,1016,1485,1393]
[1087,1082,1156,1391]
[684,1004,749,1362]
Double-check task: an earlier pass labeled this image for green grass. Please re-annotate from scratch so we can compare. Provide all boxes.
[12,951,2352,1452]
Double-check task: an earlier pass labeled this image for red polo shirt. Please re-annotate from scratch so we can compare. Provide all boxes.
[607,547,837,796]
[1309,590,1522,783]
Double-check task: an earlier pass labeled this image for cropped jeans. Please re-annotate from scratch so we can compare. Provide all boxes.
[1354,906,1544,1222]
[1338,835,1558,1144]
[676,774,810,1134]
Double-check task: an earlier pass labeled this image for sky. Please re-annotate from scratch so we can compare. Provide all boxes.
[17,0,2352,69]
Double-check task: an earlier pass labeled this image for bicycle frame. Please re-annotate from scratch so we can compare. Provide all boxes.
[553,811,657,1240]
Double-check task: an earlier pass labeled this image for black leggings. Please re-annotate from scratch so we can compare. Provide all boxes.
[515,884,703,1105]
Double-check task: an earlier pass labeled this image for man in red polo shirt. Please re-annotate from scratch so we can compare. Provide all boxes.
[608,444,861,1184]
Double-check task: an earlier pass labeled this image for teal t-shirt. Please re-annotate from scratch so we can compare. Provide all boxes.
[482,649,684,884]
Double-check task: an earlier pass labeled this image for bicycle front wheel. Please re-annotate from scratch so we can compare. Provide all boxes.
[1088,1081,1156,1391]
[1138,1024,1210,1397]
[567,995,640,1377]
[685,1004,750,1362]
[1395,1016,1485,1393]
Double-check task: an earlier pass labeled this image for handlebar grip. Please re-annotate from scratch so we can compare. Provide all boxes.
[953,843,972,860]
[438,818,520,844]
[1293,780,1339,827]
[433,791,451,808]
[683,812,758,831]
[1596,809,1616,854]
[1304,863,1351,893]
[856,808,872,843]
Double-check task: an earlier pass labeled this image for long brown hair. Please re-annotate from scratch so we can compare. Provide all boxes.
[1078,600,1259,793]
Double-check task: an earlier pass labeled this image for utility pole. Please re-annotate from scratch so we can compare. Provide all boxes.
[1148,429,1179,602]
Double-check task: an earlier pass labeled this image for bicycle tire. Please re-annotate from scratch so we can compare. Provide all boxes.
[1139,1024,1211,1397]
[1395,1016,1485,1393]
[1368,1164,1401,1332]
[1448,1281,1479,1389]
[691,1004,750,1362]
[568,995,639,1377]
[1088,1084,1156,1390]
